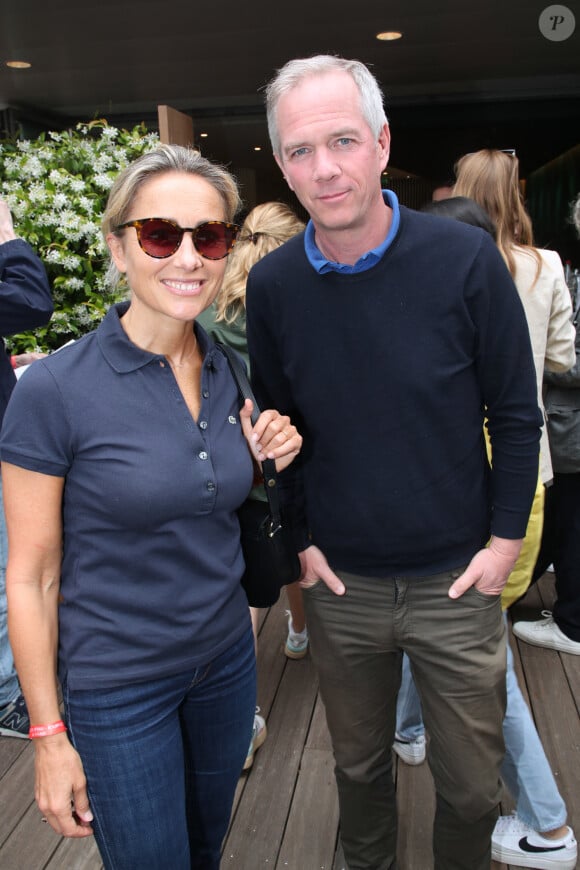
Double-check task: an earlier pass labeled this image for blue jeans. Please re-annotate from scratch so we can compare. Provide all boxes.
[501,629,567,831]
[395,653,423,740]
[396,614,567,832]
[0,478,20,709]
[64,626,256,870]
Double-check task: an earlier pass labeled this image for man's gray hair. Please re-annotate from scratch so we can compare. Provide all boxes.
[265,55,388,158]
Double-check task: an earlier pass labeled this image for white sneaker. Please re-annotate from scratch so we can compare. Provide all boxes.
[392,733,426,765]
[492,814,577,870]
[512,611,580,656]
[243,708,267,771]
[284,610,309,659]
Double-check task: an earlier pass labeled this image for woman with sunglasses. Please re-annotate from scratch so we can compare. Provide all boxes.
[0,144,302,870]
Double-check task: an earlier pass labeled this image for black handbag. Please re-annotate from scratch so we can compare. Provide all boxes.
[217,343,301,607]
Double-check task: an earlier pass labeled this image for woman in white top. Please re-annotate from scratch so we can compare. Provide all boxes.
[454,148,576,485]
[395,177,578,869]
[452,150,577,868]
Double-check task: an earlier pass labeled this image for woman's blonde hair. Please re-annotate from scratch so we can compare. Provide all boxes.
[215,201,305,323]
[102,144,241,289]
[453,149,540,281]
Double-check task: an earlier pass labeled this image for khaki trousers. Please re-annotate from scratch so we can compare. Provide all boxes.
[302,566,506,870]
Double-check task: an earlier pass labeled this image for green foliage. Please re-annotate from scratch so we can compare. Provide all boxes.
[0,120,159,352]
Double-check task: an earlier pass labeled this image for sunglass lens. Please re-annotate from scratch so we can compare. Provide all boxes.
[140,220,181,257]
[195,223,236,259]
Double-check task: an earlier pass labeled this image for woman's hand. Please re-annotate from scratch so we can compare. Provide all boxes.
[34,734,94,838]
[239,399,302,471]
[12,351,47,367]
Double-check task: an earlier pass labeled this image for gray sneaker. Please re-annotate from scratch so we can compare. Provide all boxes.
[393,733,426,765]
[284,610,309,659]
[512,612,580,656]
[0,693,30,739]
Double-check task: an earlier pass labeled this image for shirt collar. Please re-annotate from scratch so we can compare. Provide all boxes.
[97,301,219,373]
[304,189,400,274]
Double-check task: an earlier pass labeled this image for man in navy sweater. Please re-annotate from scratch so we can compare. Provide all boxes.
[246,56,542,870]
[0,199,53,738]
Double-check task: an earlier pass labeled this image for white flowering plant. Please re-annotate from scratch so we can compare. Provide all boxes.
[0,120,159,352]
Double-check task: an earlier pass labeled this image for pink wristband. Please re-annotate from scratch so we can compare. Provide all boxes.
[28,720,67,739]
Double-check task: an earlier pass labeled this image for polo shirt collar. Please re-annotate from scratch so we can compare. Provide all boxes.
[97,301,219,373]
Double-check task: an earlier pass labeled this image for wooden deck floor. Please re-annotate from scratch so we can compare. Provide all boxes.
[0,572,578,869]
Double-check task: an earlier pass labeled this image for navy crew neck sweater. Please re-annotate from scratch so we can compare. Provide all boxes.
[246,206,542,577]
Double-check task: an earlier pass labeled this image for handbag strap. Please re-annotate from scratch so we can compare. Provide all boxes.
[216,343,283,531]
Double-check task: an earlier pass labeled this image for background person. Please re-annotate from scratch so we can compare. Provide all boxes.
[246,55,542,870]
[514,192,580,656]
[430,179,455,202]
[394,195,577,870]
[198,200,307,770]
[0,145,301,870]
[454,148,576,495]
[0,198,53,739]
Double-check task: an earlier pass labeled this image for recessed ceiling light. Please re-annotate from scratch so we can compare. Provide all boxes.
[5,60,32,69]
[254,146,262,152]
[376,31,402,41]
[200,132,208,138]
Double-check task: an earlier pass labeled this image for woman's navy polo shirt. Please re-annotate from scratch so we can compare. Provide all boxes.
[0,303,253,689]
